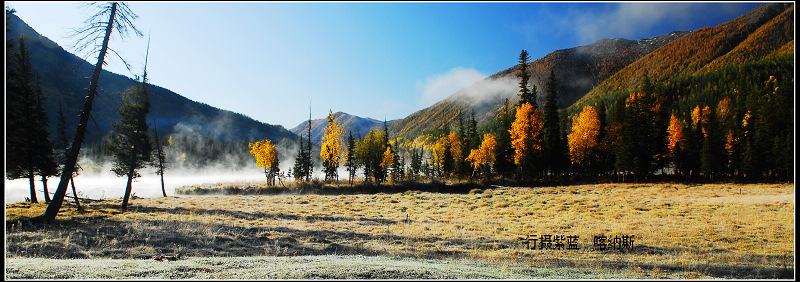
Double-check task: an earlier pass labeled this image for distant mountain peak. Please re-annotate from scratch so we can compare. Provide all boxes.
[289,112,398,144]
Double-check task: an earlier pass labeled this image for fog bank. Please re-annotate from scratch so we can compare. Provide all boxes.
[4,167,268,204]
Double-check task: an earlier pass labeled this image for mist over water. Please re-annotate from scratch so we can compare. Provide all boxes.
[4,167,268,204]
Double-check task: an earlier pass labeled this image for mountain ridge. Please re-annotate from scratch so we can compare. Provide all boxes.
[5,13,297,145]
[573,2,793,109]
[389,31,689,138]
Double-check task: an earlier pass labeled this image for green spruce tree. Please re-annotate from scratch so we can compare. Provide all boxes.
[109,75,152,210]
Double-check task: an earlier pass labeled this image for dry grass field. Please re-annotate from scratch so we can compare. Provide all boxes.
[5,182,795,279]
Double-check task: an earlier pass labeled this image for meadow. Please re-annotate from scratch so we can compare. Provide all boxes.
[5,182,794,279]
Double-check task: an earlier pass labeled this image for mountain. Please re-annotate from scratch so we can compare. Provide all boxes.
[5,13,297,145]
[572,3,794,109]
[390,3,793,138]
[289,111,399,144]
[389,31,689,137]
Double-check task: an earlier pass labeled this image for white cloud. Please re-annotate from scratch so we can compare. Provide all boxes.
[564,3,713,44]
[448,76,518,107]
[420,67,487,106]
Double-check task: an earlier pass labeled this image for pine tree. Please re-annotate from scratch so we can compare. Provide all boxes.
[6,36,56,203]
[591,101,611,176]
[293,136,307,181]
[542,70,566,178]
[517,50,536,107]
[57,101,82,210]
[409,146,422,179]
[152,120,168,196]
[345,131,358,184]
[34,84,59,202]
[109,75,152,210]
[294,106,314,182]
[493,99,515,179]
[305,107,314,181]
[468,109,479,150]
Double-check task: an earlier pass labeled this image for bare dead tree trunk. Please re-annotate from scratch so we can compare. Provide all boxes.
[36,2,119,222]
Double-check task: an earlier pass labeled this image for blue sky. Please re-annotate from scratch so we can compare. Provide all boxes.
[7,2,763,129]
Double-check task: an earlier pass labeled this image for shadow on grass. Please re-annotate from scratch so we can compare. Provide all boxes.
[133,206,401,225]
[6,205,794,279]
[6,205,511,261]
[176,180,485,196]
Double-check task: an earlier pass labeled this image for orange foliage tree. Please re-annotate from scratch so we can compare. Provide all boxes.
[666,113,684,157]
[568,105,600,167]
[509,102,543,179]
[447,131,464,172]
[466,133,497,177]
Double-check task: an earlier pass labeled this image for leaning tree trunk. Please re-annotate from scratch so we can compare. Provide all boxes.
[70,176,82,211]
[36,2,118,222]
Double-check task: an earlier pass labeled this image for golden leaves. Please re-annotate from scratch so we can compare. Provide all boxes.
[320,113,345,167]
[466,133,497,171]
[509,103,543,165]
[567,105,600,165]
[249,139,276,170]
[666,113,683,155]
[380,146,393,169]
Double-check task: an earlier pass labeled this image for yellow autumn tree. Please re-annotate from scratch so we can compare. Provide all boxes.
[467,133,496,173]
[249,139,278,186]
[320,111,344,182]
[509,102,543,166]
[666,113,683,156]
[380,146,394,169]
[691,105,712,138]
[432,134,450,176]
[568,105,600,166]
[447,131,464,167]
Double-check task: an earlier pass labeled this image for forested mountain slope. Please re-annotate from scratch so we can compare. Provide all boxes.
[573,2,793,110]
[5,13,296,145]
[390,31,688,138]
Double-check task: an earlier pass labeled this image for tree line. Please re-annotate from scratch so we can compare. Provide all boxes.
[250,49,793,186]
